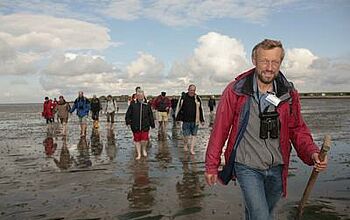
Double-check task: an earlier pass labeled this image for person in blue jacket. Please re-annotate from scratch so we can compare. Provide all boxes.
[70,91,90,137]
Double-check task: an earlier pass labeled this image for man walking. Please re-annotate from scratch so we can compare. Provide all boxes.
[153,91,171,140]
[70,91,90,137]
[205,39,328,220]
[175,84,204,155]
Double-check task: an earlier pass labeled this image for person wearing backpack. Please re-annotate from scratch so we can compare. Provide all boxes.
[105,95,118,129]
[153,91,171,140]
[70,91,90,137]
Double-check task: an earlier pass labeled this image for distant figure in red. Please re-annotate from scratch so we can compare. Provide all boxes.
[43,136,57,157]
[42,97,54,124]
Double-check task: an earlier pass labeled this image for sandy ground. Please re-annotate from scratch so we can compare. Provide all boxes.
[0,100,349,220]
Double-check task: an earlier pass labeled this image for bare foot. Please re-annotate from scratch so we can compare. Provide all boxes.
[142,151,147,157]
[136,155,141,160]
[190,149,195,155]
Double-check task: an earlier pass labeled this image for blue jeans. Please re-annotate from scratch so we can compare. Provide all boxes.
[182,122,198,136]
[235,163,283,220]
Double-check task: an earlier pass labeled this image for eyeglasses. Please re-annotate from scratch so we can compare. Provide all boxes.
[257,59,281,68]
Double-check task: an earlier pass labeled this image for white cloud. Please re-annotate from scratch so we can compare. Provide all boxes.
[126,52,165,82]
[189,32,248,82]
[42,53,115,76]
[106,0,298,26]
[39,52,123,98]
[283,48,318,79]
[0,38,36,75]
[168,32,249,94]
[103,0,141,20]
[282,49,350,92]
[0,13,114,52]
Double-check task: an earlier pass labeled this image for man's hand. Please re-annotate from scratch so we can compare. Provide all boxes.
[205,172,218,186]
[312,153,328,172]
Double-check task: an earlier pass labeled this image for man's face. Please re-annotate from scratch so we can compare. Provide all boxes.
[253,47,282,85]
[188,86,196,97]
[137,92,144,101]
[79,92,83,97]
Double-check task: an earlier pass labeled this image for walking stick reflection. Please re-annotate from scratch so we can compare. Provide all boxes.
[297,135,331,219]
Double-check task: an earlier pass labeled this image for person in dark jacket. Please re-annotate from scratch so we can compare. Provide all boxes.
[170,97,178,126]
[208,96,216,113]
[175,85,204,155]
[208,96,216,126]
[126,90,155,160]
[90,95,102,129]
[205,39,328,220]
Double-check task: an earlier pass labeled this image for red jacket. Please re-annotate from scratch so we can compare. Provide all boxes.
[42,100,54,119]
[205,68,319,197]
[152,95,171,112]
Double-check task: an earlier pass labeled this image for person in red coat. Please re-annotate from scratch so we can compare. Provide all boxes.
[205,39,328,220]
[42,97,54,124]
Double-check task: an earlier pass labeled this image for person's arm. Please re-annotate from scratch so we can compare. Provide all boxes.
[69,101,76,113]
[98,100,102,111]
[205,83,237,184]
[148,105,155,128]
[198,96,205,123]
[174,95,183,120]
[125,104,133,125]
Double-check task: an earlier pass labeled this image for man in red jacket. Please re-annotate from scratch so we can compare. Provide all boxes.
[205,39,328,220]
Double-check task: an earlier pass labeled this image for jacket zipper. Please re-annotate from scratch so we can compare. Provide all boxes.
[139,102,142,131]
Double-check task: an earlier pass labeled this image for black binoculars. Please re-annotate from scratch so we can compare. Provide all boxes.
[259,111,279,139]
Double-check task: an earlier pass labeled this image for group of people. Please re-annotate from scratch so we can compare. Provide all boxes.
[42,39,329,220]
[43,84,210,159]
[125,85,206,159]
[41,91,119,137]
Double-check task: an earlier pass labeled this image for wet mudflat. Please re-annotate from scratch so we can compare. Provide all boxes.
[0,99,349,220]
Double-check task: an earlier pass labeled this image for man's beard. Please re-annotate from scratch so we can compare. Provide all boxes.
[257,71,278,84]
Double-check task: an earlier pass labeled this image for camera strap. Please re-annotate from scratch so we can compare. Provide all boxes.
[256,80,278,115]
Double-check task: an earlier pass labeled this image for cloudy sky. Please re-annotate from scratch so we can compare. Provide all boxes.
[0,0,349,103]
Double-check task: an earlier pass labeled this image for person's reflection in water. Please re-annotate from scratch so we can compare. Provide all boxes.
[171,124,182,143]
[106,127,117,161]
[176,153,205,208]
[127,159,155,209]
[75,136,92,168]
[155,140,172,169]
[91,127,103,157]
[43,131,57,157]
[53,136,73,170]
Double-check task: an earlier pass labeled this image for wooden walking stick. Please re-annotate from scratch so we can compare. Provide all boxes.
[296,135,331,220]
